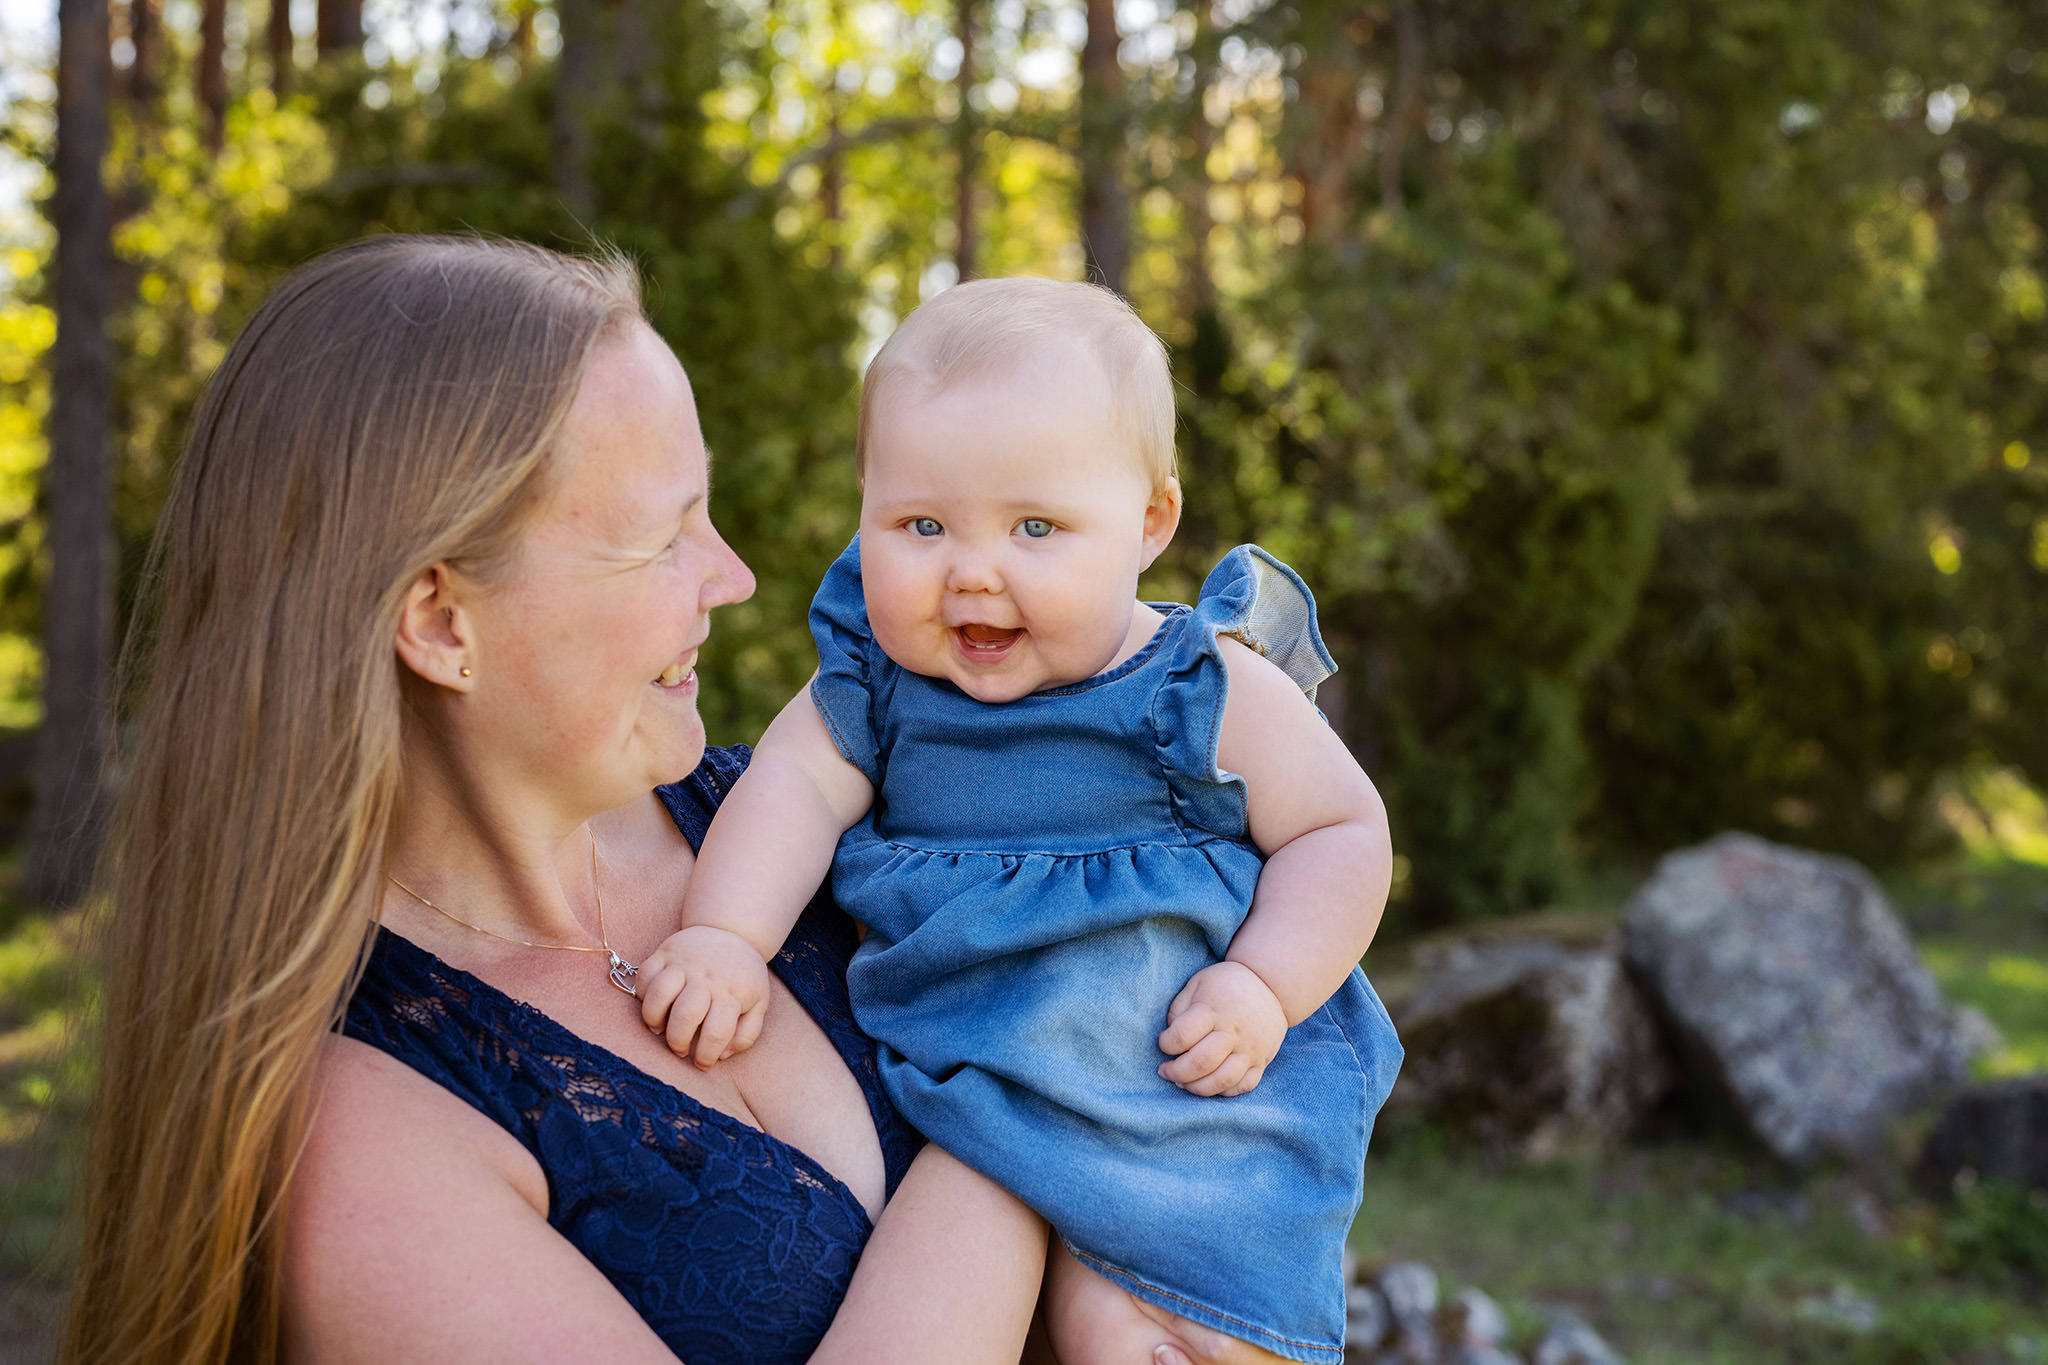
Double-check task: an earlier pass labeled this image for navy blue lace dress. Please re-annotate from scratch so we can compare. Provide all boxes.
[343,745,923,1365]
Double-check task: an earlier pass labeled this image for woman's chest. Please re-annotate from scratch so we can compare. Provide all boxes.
[525,970,889,1222]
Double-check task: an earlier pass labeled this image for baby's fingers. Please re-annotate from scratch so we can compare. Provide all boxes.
[1221,1063,1267,1098]
[663,980,714,1061]
[693,995,741,1071]
[1180,1051,1254,1098]
[1158,1002,1219,1058]
[1158,1030,1234,1086]
[637,961,689,1034]
[724,1000,767,1060]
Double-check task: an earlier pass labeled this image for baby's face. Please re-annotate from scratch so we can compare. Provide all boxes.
[858,349,1177,703]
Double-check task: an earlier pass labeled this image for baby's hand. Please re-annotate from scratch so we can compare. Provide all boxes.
[637,925,772,1070]
[1157,961,1287,1097]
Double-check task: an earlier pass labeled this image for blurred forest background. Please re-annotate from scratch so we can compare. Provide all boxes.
[1,0,2047,1360]
[4,0,2048,920]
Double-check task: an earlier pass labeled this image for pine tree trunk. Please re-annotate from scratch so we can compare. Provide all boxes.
[197,0,226,149]
[1179,0,1216,321]
[1078,0,1129,295]
[31,0,117,908]
[552,0,601,222]
[316,0,363,56]
[553,0,658,225]
[954,0,978,281]
[269,0,294,95]
[124,0,160,106]
[1379,0,1424,214]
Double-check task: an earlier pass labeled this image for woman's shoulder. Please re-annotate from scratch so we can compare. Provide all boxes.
[283,1034,679,1361]
[299,1033,546,1205]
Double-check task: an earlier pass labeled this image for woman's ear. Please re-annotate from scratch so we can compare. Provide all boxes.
[393,564,477,692]
[1138,478,1183,572]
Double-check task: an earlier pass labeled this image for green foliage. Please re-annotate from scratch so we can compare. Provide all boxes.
[152,19,863,744]
[1939,1177,2048,1286]
[9,0,2048,914]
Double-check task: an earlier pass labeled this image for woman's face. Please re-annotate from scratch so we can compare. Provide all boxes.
[459,322,754,820]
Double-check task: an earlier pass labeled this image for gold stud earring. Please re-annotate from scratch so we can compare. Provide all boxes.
[459,666,473,678]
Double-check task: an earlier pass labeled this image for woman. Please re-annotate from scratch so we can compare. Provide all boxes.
[61,236,1059,1364]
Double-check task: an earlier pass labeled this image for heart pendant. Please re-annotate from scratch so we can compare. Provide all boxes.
[607,950,639,997]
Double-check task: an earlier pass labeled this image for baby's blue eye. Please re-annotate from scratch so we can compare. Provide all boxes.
[1019,519,1054,539]
[910,517,944,538]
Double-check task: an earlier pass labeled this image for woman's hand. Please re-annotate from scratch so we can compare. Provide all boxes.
[636,924,772,1069]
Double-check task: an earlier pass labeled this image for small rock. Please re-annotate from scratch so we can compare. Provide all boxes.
[1531,1311,1625,1365]
[1346,1284,1392,1351]
[1371,1331,1440,1365]
[1443,1349,1520,1365]
[1794,1287,1880,1334]
[1918,1074,2048,1196]
[1844,1185,1890,1239]
[1622,833,1970,1164]
[1610,1274,1674,1302]
[1722,1188,1810,1224]
[1437,1287,1509,1348]
[1374,1262,1440,1334]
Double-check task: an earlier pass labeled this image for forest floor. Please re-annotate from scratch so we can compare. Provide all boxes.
[1350,852,2048,1365]
[0,850,2043,1363]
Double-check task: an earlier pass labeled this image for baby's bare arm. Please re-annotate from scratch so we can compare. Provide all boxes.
[639,686,874,1064]
[682,685,874,956]
[1212,636,1391,1024]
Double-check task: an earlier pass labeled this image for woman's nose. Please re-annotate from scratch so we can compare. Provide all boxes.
[704,528,756,609]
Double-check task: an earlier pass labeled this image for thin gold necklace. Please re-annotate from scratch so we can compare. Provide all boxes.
[386,829,640,997]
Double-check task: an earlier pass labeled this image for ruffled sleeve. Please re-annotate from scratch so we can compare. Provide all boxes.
[807,535,885,786]
[1153,545,1338,838]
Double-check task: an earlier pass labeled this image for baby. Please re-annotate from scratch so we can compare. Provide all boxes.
[640,278,1402,1365]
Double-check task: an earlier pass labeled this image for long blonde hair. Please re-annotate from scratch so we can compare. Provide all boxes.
[63,236,644,1365]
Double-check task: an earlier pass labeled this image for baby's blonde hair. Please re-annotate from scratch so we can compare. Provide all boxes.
[856,278,1178,496]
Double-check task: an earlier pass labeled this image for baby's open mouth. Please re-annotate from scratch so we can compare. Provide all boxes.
[956,624,1022,651]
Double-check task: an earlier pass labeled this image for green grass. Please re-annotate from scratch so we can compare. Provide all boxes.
[1350,1127,2048,1363]
[1351,850,2048,1364]
[0,849,92,1287]
[1894,856,2048,1080]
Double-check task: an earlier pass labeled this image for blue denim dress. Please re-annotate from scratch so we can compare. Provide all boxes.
[809,538,1403,1365]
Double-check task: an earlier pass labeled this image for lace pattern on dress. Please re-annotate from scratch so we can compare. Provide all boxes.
[344,746,920,1365]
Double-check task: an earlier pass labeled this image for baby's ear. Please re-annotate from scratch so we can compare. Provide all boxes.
[1139,478,1182,570]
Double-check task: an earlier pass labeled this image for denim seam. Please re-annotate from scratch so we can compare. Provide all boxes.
[859,835,1204,861]
[1060,1234,1339,1356]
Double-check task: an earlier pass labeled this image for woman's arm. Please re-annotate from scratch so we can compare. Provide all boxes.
[811,1145,1047,1364]
[283,1038,683,1364]
[287,1041,1046,1364]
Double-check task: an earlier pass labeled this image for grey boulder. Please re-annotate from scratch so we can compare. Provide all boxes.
[1622,832,1969,1163]
[1387,925,1669,1157]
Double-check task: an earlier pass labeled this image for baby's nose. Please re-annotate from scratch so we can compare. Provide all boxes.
[944,550,1004,594]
